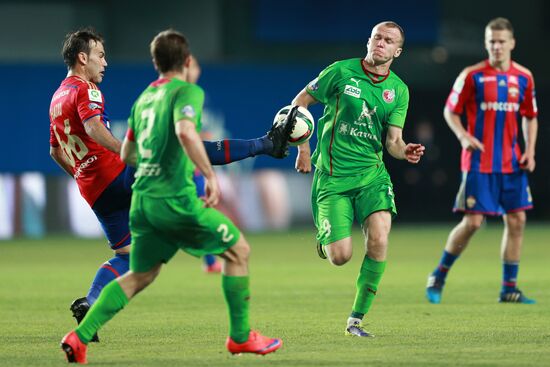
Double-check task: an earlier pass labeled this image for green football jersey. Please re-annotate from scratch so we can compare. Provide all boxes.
[306,58,409,176]
[128,78,204,197]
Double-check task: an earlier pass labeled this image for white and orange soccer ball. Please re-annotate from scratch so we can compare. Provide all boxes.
[272,105,315,146]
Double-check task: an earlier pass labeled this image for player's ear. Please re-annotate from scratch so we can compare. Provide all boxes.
[152,57,159,72]
[77,51,88,65]
[394,47,402,58]
[184,55,191,68]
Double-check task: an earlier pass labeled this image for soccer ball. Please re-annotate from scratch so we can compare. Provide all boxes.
[273,105,315,146]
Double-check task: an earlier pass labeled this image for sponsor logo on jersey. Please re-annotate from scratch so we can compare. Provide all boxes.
[350,78,361,87]
[466,195,476,209]
[382,89,395,103]
[498,79,507,87]
[338,121,378,141]
[344,85,361,98]
[307,78,319,91]
[140,89,166,104]
[181,105,196,118]
[136,163,162,177]
[479,101,520,112]
[88,103,101,110]
[74,155,98,179]
[356,101,377,129]
[478,76,496,83]
[88,89,102,103]
[338,122,350,134]
[52,89,70,101]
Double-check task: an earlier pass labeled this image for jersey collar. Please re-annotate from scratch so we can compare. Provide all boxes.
[360,59,390,84]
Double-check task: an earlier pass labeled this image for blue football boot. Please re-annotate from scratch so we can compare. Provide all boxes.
[426,275,444,304]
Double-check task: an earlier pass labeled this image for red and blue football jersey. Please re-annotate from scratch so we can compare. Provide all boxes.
[446,60,537,173]
[49,76,125,206]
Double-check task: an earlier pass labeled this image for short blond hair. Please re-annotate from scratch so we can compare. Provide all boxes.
[486,17,514,36]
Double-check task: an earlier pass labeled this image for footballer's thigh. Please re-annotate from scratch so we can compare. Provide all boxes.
[312,170,354,263]
[140,194,241,259]
[129,194,180,274]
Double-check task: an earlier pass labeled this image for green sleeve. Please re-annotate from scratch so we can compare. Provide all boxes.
[127,103,136,131]
[388,85,409,129]
[173,84,205,129]
[305,62,341,104]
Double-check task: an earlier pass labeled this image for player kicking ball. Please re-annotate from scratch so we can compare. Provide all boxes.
[60,29,290,363]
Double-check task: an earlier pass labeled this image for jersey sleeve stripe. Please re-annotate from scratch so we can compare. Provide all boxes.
[82,113,102,123]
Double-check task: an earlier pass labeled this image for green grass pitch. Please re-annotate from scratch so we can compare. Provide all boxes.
[1,224,549,366]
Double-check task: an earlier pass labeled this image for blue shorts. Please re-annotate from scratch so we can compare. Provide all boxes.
[92,165,135,250]
[453,171,533,216]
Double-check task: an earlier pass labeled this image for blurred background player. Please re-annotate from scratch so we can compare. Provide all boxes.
[49,27,295,341]
[426,17,538,304]
[291,21,424,337]
[60,29,286,363]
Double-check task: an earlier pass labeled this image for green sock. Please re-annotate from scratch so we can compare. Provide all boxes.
[75,280,129,343]
[222,275,251,343]
[351,256,386,317]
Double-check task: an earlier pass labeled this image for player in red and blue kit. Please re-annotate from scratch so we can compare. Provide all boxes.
[426,18,538,304]
[50,28,295,342]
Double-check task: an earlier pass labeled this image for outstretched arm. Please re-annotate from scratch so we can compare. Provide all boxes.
[292,89,318,173]
[385,125,425,163]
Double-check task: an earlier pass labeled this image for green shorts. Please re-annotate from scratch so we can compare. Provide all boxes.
[311,164,397,246]
[129,193,240,273]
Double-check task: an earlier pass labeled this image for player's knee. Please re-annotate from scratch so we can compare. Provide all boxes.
[329,254,350,266]
[463,216,483,232]
[367,232,388,248]
[115,246,131,255]
[505,213,526,233]
[327,246,352,266]
[231,237,251,264]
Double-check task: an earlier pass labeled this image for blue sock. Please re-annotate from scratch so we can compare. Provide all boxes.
[204,254,217,266]
[86,253,130,305]
[432,250,459,281]
[502,261,519,293]
[203,137,272,165]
